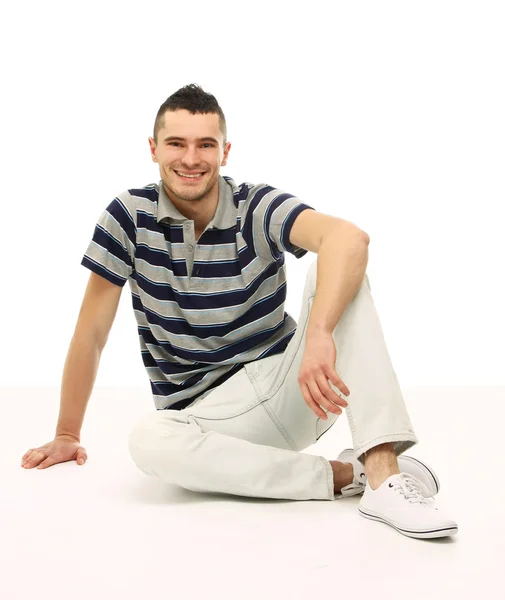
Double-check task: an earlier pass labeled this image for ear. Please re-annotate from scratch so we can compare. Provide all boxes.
[148,137,158,163]
[221,142,231,166]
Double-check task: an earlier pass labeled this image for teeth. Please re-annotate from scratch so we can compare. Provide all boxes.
[177,172,203,178]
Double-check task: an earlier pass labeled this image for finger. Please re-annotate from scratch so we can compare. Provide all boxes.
[23,451,44,468]
[22,446,48,465]
[21,450,38,464]
[307,380,342,416]
[323,371,350,405]
[76,453,87,465]
[317,374,349,408]
[37,458,54,470]
[327,368,350,397]
[299,382,328,420]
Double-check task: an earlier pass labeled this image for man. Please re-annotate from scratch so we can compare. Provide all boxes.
[21,84,457,540]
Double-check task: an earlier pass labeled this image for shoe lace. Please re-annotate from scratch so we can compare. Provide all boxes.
[339,471,367,498]
[392,473,431,504]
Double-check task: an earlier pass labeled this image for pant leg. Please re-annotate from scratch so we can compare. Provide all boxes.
[128,258,417,501]
[247,258,419,465]
[128,366,335,501]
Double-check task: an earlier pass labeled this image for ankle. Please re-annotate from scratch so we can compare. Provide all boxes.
[330,461,354,493]
[364,443,400,490]
[366,466,400,490]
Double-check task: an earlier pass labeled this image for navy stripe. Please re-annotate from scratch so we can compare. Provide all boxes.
[138,317,287,365]
[128,187,158,201]
[106,198,137,246]
[132,282,287,338]
[264,192,296,259]
[135,261,280,310]
[160,362,246,411]
[81,257,128,287]
[281,204,314,257]
[92,224,134,270]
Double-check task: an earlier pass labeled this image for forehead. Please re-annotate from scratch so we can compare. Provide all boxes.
[160,109,221,140]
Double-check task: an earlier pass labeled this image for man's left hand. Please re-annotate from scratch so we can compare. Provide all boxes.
[298,330,350,420]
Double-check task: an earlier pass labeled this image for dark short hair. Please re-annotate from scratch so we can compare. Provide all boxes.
[153,83,227,145]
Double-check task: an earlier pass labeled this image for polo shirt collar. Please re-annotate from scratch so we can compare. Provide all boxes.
[156,175,237,230]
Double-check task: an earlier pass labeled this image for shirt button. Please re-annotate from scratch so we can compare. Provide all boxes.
[184,223,191,229]
[187,245,194,252]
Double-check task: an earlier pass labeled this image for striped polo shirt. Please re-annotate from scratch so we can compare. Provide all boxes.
[81,175,315,410]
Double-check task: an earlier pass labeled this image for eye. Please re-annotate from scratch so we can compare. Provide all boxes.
[168,142,213,148]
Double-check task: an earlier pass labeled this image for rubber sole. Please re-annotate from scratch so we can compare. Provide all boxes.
[359,507,458,539]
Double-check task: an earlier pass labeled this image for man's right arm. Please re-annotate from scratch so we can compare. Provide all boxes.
[55,272,123,441]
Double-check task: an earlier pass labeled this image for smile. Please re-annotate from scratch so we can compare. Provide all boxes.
[175,171,205,181]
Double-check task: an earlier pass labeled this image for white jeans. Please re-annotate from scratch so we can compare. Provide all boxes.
[128,258,418,501]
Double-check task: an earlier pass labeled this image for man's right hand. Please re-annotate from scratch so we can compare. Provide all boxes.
[21,435,87,470]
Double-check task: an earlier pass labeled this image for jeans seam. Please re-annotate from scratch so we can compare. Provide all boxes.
[269,293,315,398]
[188,398,264,421]
[243,294,316,450]
[245,364,265,399]
[320,457,336,500]
[315,416,338,442]
[260,401,298,450]
[249,293,316,402]
[346,402,357,440]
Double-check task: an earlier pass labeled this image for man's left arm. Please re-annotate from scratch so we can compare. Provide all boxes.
[289,209,370,419]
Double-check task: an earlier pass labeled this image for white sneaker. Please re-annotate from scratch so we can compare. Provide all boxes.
[336,448,440,498]
[359,473,458,539]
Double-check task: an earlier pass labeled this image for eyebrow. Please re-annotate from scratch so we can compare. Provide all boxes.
[163,136,219,144]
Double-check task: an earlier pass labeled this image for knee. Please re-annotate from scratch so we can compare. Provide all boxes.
[128,411,158,446]
[127,412,165,468]
[127,411,188,480]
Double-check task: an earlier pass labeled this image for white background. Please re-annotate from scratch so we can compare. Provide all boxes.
[1,0,504,389]
[5,5,505,597]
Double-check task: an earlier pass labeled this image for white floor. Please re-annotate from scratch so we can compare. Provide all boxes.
[5,386,504,600]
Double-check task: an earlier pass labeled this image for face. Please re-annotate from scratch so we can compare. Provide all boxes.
[149,109,231,204]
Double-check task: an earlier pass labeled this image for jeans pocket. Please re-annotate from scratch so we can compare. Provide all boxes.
[186,368,263,420]
[315,412,339,441]
[243,359,262,379]
[244,354,285,399]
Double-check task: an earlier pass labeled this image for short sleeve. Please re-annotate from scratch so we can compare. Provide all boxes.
[249,185,315,261]
[81,194,136,287]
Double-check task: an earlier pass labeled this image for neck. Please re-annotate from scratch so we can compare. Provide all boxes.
[163,181,219,231]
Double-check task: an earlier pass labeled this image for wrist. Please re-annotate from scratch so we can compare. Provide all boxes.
[55,432,80,443]
[306,323,334,337]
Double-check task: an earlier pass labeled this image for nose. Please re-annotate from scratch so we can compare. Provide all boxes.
[180,145,202,168]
